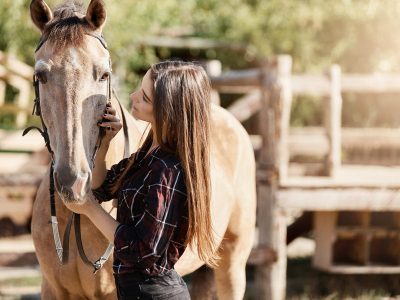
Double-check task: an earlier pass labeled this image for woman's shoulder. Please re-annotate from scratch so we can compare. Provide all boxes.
[150,148,182,171]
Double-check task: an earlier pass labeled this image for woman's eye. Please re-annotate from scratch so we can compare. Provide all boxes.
[99,73,110,82]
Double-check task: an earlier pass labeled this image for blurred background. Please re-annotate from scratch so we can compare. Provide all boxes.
[2,0,400,129]
[2,0,400,299]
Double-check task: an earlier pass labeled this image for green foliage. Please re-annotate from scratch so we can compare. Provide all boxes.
[2,0,400,128]
[290,96,323,127]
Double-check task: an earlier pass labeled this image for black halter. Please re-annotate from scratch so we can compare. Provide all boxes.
[23,32,130,274]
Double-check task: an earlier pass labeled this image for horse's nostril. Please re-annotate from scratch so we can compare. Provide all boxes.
[53,169,90,201]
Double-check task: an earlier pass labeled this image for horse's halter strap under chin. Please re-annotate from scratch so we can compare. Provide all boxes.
[23,32,130,274]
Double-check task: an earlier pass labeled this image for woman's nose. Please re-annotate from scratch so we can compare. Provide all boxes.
[129,93,135,105]
[130,92,138,102]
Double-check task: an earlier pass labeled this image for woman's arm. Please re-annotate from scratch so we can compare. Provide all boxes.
[86,195,119,243]
[64,192,119,243]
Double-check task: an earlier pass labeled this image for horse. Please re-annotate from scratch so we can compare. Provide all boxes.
[29,0,256,299]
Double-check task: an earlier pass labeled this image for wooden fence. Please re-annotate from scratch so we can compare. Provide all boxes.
[209,55,400,300]
[0,51,33,128]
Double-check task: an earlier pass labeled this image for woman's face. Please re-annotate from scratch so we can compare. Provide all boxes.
[130,70,154,123]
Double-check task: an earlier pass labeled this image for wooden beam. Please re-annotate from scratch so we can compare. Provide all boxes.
[0,51,33,81]
[277,55,292,181]
[0,80,5,107]
[212,86,258,94]
[0,185,36,225]
[255,58,286,300]
[317,265,400,274]
[0,104,31,114]
[278,188,400,210]
[227,91,261,122]
[210,68,261,89]
[0,174,43,186]
[0,65,8,78]
[341,73,400,93]
[279,163,400,188]
[211,69,400,96]
[5,73,31,128]
[292,72,400,96]
[292,74,330,96]
[313,212,337,270]
[324,65,342,176]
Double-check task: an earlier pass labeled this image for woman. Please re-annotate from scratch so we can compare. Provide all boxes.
[66,60,218,299]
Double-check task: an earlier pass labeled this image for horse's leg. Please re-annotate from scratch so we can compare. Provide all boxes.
[215,199,255,300]
[214,228,253,300]
[190,266,216,300]
[40,277,58,300]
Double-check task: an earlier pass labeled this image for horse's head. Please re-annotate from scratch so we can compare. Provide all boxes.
[30,0,111,203]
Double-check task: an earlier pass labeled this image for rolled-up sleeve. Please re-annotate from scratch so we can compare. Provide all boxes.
[92,157,131,202]
[113,167,186,270]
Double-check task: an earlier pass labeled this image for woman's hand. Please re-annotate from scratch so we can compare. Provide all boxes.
[64,192,98,215]
[65,191,120,244]
[98,103,122,144]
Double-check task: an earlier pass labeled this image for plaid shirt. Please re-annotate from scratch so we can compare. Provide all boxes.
[92,146,188,276]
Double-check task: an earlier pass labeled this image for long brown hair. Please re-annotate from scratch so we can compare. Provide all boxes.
[112,60,219,266]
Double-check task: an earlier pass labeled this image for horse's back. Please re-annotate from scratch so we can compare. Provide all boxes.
[210,104,256,195]
[209,103,256,240]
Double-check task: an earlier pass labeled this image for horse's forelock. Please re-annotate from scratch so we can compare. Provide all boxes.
[42,1,91,50]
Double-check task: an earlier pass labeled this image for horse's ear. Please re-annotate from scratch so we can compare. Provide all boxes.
[85,0,107,31]
[30,0,53,32]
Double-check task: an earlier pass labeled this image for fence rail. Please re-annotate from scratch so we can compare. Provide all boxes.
[0,51,33,128]
[208,56,400,300]
[212,69,400,95]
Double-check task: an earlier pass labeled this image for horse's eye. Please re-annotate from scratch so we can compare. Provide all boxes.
[35,71,47,84]
[99,72,110,82]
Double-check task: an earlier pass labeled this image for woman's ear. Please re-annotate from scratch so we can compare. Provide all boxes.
[85,0,107,32]
[30,0,53,33]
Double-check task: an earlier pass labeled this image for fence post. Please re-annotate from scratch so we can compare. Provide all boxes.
[277,56,292,181]
[255,56,287,300]
[0,80,5,107]
[324,64,342,177]
[8,75,31,128]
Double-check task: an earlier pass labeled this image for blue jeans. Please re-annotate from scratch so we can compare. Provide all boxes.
[114,269,190,300]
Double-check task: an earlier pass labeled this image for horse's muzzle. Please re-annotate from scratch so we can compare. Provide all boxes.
[54,170,91,202]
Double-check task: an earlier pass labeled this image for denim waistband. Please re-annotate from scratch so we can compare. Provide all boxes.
[114,269,181,285]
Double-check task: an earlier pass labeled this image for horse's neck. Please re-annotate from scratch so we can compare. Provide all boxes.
[106,96,145,166]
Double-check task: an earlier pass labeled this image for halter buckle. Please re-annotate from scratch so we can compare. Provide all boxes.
[93,260,102,275]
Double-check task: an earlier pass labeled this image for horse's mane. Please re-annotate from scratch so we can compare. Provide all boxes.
[43,1,91,50]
